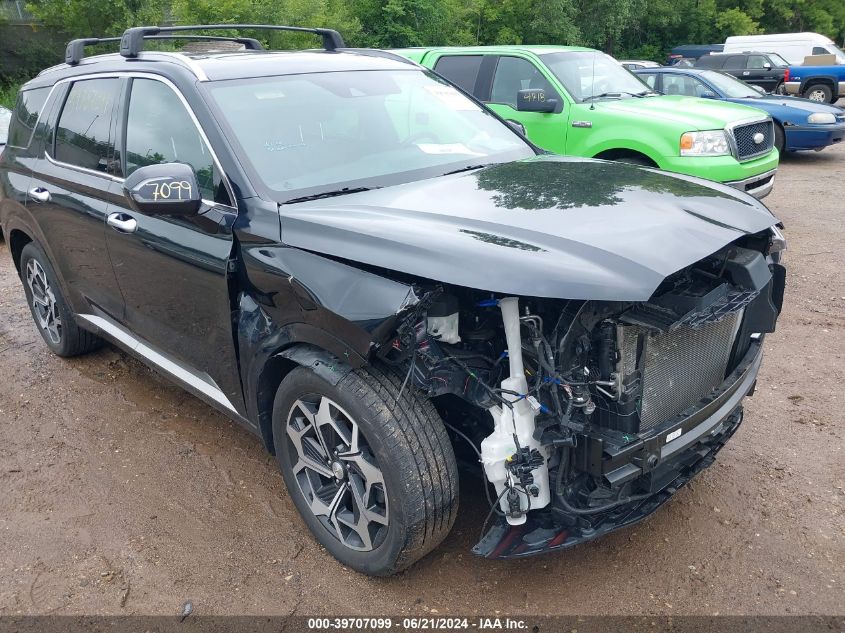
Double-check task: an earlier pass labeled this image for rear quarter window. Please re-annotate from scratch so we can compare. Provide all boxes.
[433,55,483,94]
[695,56,722,68]
[7,87,50,149]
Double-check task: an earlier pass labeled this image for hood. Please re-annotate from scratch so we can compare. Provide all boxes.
[592,95,768,130]
[736,95,844,115]
[278,156,778,301]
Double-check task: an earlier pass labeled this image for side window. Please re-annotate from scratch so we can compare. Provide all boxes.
[491,56,554,108]
[125,78,225,203]
[639,73,658,89]
[8,87,50,149]
[433,56,483,95]
[812,46,830,55]
[662,74,701,97]
[723,55,746,69]
[54,79,120,172]
[746,55,767,69]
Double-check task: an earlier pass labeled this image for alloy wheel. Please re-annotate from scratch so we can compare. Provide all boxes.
[807,88,827,102]
[26,259,62,345]
[285,395,389,551]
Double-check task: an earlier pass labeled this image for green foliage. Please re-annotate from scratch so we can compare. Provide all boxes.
[0,82,20,109]
[5,0,845,84]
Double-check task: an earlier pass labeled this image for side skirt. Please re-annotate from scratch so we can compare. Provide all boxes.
[77,312,251,428]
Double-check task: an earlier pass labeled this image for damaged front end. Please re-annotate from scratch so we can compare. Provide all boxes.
[377,230,786,559]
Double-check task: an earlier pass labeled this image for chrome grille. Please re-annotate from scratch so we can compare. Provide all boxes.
[730,120,774,161]
[619,312,742,432]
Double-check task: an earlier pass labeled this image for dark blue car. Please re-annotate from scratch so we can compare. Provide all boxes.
[633,67,845,153]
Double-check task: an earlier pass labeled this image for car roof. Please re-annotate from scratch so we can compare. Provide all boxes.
[29,48,419,87]
[393,45,596,56]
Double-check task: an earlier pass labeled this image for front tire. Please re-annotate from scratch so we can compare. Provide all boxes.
[272,364,459,576]
[774,123,785,154]
[19,242,102,357]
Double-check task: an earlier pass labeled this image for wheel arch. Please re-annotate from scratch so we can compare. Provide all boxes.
[254,342,354,455]
[9,227,34,273]
[593,148,659,167]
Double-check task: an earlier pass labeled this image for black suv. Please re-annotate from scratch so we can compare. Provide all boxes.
[694,52,789,94]
[0,25,787,576]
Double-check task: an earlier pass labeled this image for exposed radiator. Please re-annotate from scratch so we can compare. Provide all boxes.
[618,311,743,433]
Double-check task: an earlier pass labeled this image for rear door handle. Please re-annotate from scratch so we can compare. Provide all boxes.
[28,187,51,203]
[742,71,750,76]
[107,212,138,233]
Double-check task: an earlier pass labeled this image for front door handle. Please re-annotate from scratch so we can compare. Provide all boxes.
[107,212,138,233]
[28,187,51,203]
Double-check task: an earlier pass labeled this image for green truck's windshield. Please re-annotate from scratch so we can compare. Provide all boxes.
[541,51,652,102]
[207,69,533,201]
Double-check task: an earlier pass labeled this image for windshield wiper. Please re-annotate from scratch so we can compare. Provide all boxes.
[441,164,488,176]
[282,186,379,205]
[583,91,639,102]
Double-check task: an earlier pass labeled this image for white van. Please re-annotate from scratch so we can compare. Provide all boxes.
[723,32,845,65]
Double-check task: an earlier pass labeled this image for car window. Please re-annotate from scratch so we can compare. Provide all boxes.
[812,46,830,55]
[638,73,658,89]
[723,55,746,69]
[662,74,705,97]
[746,55,768,69]
[7,87,50,149]
[0,107,11,145]
[433,56,483,95]
[695,55,722,68]
[124,78,222,202]
[491,56,554,107]
[54,78,120,172]
[207,70,532,200]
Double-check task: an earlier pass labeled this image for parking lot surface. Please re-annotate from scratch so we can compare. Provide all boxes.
[0,144,843,616]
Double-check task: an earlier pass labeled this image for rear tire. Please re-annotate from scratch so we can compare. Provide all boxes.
[272,363,459,576]
[774,81,786,96]
[803,83,833,103]
[19,242,103,357]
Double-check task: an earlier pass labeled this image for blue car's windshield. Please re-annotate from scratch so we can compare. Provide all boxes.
[701,71,760,98]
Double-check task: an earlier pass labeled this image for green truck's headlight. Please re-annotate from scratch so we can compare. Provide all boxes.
[680,130,730,156]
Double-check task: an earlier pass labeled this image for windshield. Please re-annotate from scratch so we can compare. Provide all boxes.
[206,70,533,201]
[541,51,653,102]
[700,71,760,98]
[767,53,790,67]
[0,107,11,145]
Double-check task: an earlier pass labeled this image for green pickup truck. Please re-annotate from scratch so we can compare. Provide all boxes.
[396,46,780,198]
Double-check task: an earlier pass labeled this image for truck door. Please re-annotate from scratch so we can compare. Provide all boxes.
[481,55,567,154]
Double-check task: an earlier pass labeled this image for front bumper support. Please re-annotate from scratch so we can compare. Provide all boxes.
[472,339,764,559]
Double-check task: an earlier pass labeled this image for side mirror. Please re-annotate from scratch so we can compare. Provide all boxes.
[516,89,558,113]
[123,163,202,216]
[763,62,772,70]
[505,119,526,136]
[752,84,766,95]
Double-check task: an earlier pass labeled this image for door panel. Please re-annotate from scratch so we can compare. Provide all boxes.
[484,56,567,153]
[744,55,776,91]
[105,76,244,414]
[28,78,125,318]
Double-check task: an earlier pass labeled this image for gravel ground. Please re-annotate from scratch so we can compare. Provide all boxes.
[0,145,843,617]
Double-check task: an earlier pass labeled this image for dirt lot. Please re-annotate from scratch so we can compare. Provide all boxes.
[0,146,843,618]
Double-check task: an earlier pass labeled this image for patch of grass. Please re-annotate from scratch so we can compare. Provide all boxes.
[0,83,22,109]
